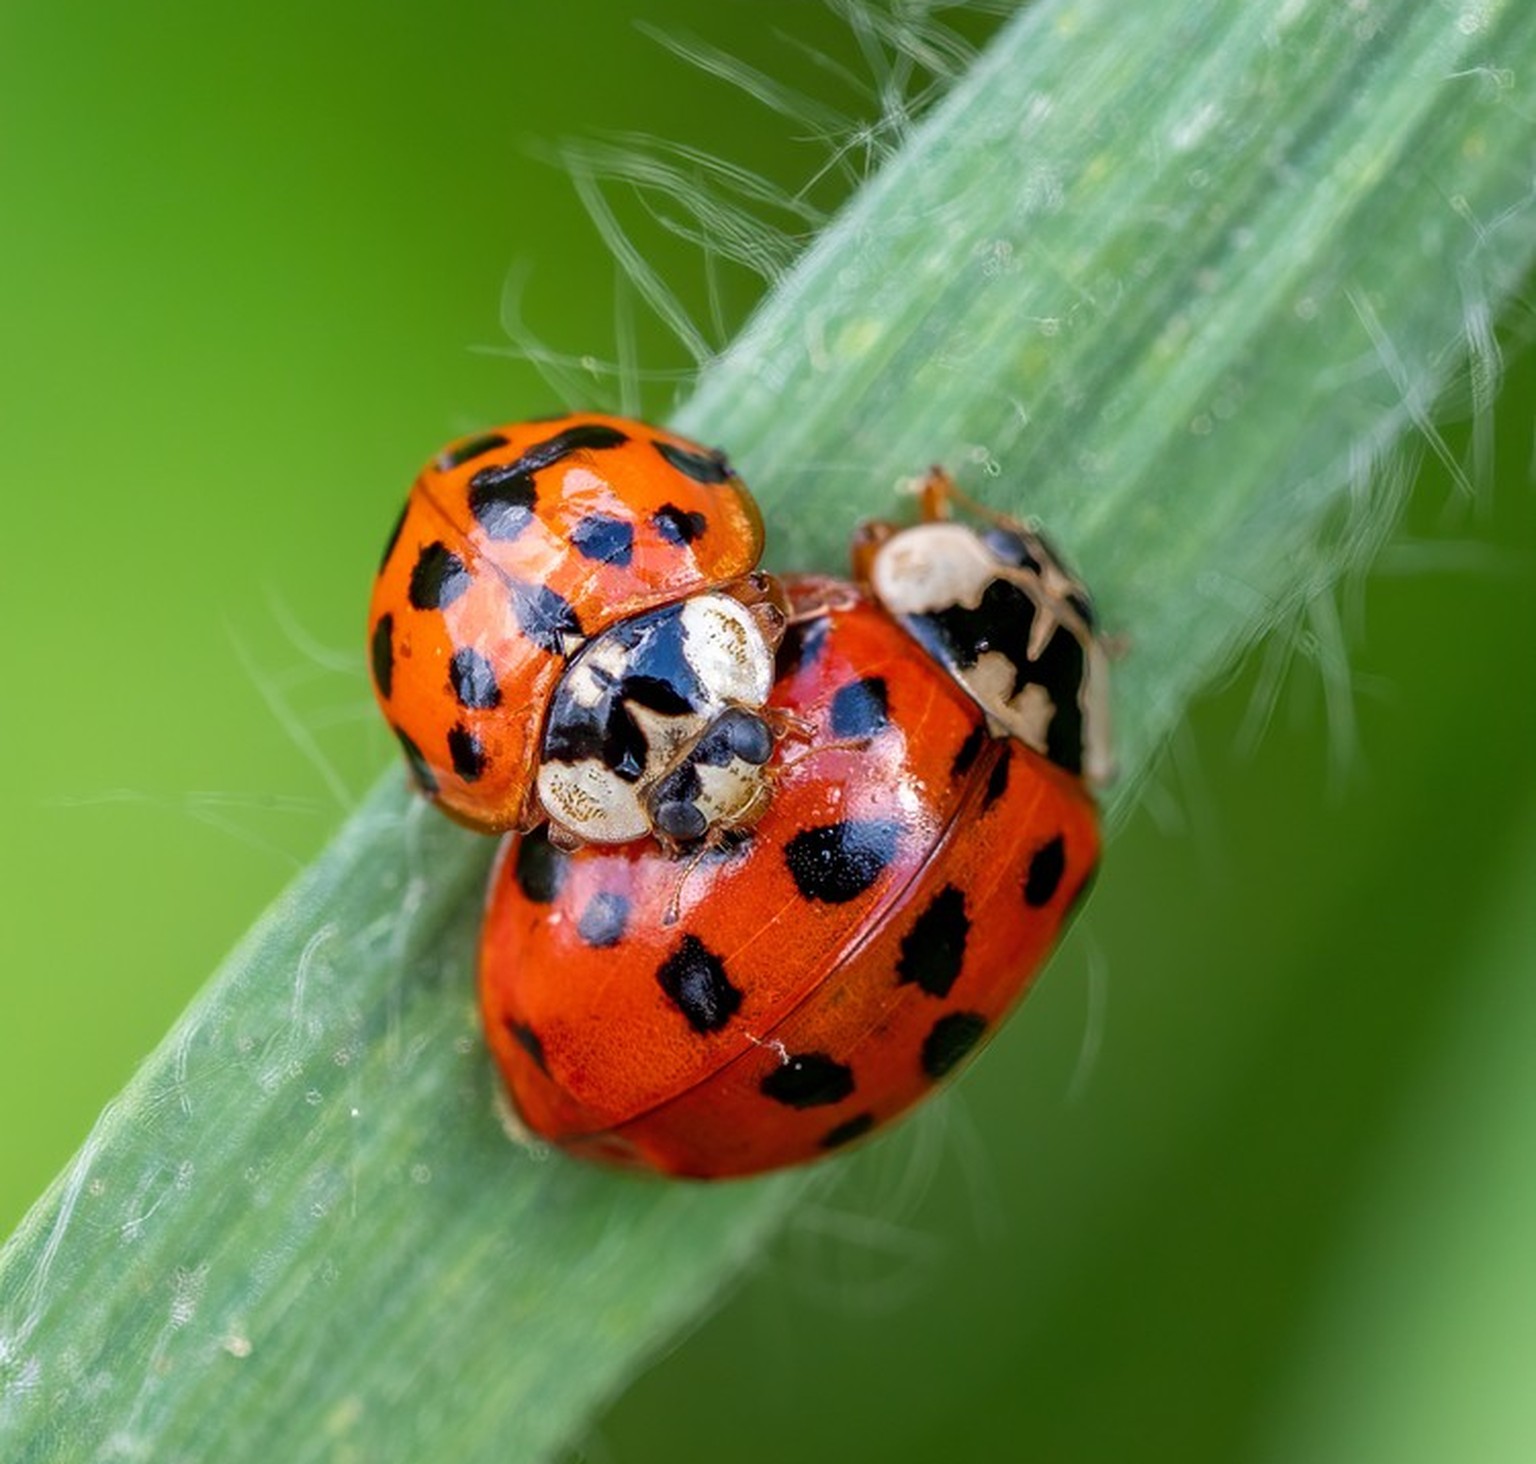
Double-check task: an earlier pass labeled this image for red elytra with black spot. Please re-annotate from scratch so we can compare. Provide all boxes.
[480,576,1100,1178]
[367,413,766,833]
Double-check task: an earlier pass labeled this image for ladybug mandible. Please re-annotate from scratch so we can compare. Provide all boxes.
[368,413,787,848]
[480,482,1108,1177]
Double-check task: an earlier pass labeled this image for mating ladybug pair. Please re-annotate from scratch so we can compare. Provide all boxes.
[368,414,1109,1178]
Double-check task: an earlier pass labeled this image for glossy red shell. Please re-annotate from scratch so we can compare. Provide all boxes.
[479,576,1101,1178]
[368,413,765,832]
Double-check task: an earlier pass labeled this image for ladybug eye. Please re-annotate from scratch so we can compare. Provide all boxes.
[655,800,708,843]
[721,709,773,766]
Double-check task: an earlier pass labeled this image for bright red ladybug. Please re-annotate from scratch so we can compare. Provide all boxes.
[480,486,1107,1177]
[368,413,786,846]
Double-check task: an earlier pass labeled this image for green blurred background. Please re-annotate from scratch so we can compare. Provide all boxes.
[2,3,1533,1461]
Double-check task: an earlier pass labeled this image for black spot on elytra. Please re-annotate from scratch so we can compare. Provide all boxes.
[468,465,538,541]
[408,542,471,610]
[1024,834,1066,908]
[570,513,635,568]
[820,1112,876,1150]
[446,724,485,781]
[507,1020,548,1073]
[437,432,509,471]
[896,885,970,999]
[760,1052,855,1109]
[393,727,437,796]
[516,421,629,473]
[652,503,707,546]
[449,647,501,710]
[784,820,902,904]
[982,749,1011,811]
[921,1011,988,1080]
[656,934,742,1033]
[509,581,583,656]
[379,501,408,572]
[903,578,1086,775]
[776,615,829,680]
[370,614,394,699]
[513,827,567,904]
[951,724,987,778]
[577,891,629,949]
[654,438,733,484]
[830,677,889,739]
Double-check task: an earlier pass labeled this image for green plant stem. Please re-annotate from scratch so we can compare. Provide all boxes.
[4,2,1536,1461]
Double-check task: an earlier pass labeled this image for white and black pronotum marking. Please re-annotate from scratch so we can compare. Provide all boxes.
[536,592,777,846]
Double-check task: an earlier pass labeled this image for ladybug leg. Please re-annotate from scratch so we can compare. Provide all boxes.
[850,520,898,587]
[916,465,959,522]
[761,704,816,746]
[784,576,860,622]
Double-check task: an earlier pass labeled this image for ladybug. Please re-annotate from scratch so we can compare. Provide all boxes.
[367,413,787,846]
[855,467,1113,786]
[481,494,1107,1176]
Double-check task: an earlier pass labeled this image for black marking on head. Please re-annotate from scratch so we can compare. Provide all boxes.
[468,465,538,541]
[1067,591,1096,630]
[449,647,501,710]
[652,503,708,546]
[760,1052,855,1109]
[776,615,829,680]
[545,692,652,785]
[509,581,583,656]
[437,432,509,471]
[982,749,1011,811]
[820,1112,876,1150]
[514,421,629,474]
[379,502,408,572]
[447,724,485,782]
[830,677,889,739]
[393,727,437,796]
[656,934,742,1033]
[921,1011,988,1081]
[654,438,733,484]
[622,674,696,717]
[507,1020,548,1074]
[570,513,635,568]
[408,542,471,611]
[896,885,970,999]
[1024,834,1066,908]
[371,614,394,699]
[577,891,629,949]
[951,723,987,779]
[903,579,1086,775]
[544,603,705,780]
[784,820,902,904]
[513,827,567,904]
